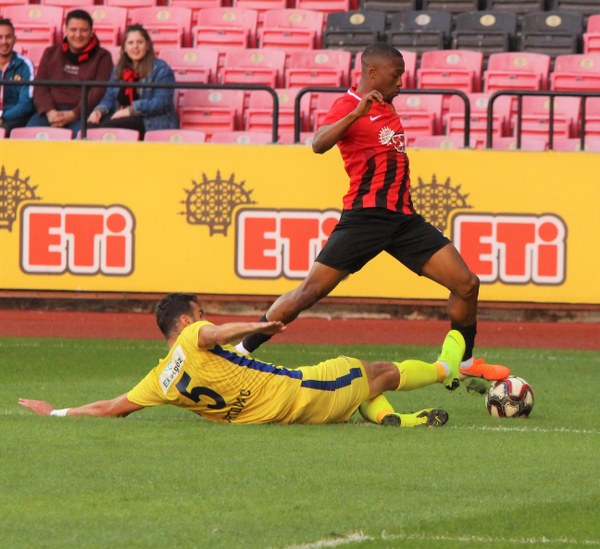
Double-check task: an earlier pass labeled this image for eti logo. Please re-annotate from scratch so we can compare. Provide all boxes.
[453,213,566,285]
[236,209,340,278]
[21,205,135,275]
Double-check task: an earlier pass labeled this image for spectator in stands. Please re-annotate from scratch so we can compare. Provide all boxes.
[27,9,113,135]
[87,25,179,139]
[0,18,34,136]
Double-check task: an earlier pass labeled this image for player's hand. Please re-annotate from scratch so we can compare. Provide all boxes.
[354,90,384,117]
[258,321,286,335]
[18,398,54,415]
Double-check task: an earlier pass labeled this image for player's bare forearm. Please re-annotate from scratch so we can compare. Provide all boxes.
[18,394,143,418]
[198,321,285,348]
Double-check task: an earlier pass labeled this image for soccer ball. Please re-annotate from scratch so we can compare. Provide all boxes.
[486,376,534,418]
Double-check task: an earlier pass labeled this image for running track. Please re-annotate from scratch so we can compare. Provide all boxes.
[1,309,598,350]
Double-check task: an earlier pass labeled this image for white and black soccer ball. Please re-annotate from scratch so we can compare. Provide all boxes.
[486,376,534,418]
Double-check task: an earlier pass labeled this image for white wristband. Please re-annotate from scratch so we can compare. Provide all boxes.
[50,408,70,417]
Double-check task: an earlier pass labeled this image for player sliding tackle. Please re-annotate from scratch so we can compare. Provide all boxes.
[20,293,465,427]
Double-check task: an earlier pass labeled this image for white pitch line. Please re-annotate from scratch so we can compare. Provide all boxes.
[281,531,600,549]
[454,424,600,436]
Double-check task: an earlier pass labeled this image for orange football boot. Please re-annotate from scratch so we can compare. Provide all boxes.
[459,358,510,381]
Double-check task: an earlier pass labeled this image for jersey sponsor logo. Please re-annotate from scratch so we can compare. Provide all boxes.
[20,204,135,275]
[453,213,567,285]
[378,126,406,153]
[369,115,382,121]
[160,345,186,394]
[235,208,340,279]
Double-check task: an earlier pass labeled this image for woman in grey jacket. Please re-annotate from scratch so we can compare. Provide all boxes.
[88,24,178,138]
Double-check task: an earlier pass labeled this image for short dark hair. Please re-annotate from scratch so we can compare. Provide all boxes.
[65,9,93,28]
[361,42,403,69]
[0,18,15,32]
[155,293,199,337]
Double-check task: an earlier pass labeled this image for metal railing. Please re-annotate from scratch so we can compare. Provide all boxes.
[294,87,471,147]
[2,79,280,142]
[487,90,600,150]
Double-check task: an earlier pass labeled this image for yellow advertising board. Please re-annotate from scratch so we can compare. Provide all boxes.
[0,141,598,304]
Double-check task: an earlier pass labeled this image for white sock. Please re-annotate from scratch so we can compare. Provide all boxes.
[235,342,250,355]
[461,357,474,369]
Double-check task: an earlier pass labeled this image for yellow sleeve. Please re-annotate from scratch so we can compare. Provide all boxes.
[127,369,166,407]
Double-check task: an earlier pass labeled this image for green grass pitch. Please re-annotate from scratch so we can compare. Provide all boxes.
[1,337,599,548]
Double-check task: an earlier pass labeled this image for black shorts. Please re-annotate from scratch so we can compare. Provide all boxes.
[315,208,451,275]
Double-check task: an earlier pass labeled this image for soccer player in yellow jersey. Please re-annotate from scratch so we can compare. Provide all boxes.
[19,293,466,427]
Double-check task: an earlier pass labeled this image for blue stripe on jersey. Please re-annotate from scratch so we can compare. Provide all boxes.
[210,345,303,379]
[300,367,363,391]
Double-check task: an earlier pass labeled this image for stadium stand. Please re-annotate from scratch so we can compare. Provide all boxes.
[482,0,546,24]
[548,0,600,24]
[323,10,386,53]
[219,47,286,87]
[393,93,444,144]
[11,127,73,140]
[245,87,312,136]
[41,0,93,7]
[516,96,581,140]
[234,0,288,27]
[168,0,223,27]
[285,49,352,88]
[105,0,155,10]
[445,92,513,147]
[259,8,325,50]
[129,7,193,49]
[519,11,583,57]
[491,136,548,150]
[295,0,353,16]
[159,47,219,84]
[209,130,274,143]
[310,90,346,129]
[0,128,6,139]
[144,129,207,143]
[3,5,63,50]
[19,44,48,72]
[192,7,259,48]
[550,53,600,91]
[178,88,246,136]
[359,0,417,24]
[420,0,480,21]
[584,14,600,54]
[84,6,128,47]
[386,10,452,54]
[484,52,551,92]
[451,10,517,59]
[80,128,141,141]
[417,49,484,93]
[412,134,472,148]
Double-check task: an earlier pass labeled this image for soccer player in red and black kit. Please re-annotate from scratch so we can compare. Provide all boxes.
[236,42,510,389]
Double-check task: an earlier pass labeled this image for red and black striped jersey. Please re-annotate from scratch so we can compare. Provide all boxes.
[322,87,415,214]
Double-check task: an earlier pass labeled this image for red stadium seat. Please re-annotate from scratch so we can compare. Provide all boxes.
[295,0,352,16]
[84,6,128,47]
[3,5,64,48]
[412,135,471,149]
[550,53,600,91]
[20,44,47,71]
[159,47,219,83]
[80,128,140,141]
[516,96,581,140]
[192,7,259,48]
[235,0,288,27]
[490,136,548,151]
[168,0,223,27]
[220,47,286,87]
[583,14,600,53]
[285,49,352,88]
[105,0,155,8]
[393,93,444,144]
[446,93,512,145]
[103,45,122,64]
[245,87,312,135]
[417,49,484,93]
[41,0,93,7]
[351,50,417,89]
[484,52,551,92]
[310,90,346,129]
[144,129,207,143]
[128,7,193,48]
[11,127,73,140]
[259,9,325,50]
[0,127,6,139]
[580,97,600,139]
[209,130,274,144]
[178,88,246,137]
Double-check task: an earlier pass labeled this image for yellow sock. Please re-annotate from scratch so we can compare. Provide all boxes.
[394,360,447,391]
[359,394,395,424]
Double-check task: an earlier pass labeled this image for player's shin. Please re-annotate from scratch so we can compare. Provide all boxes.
[359,394,395,424]
[394,360,446,391]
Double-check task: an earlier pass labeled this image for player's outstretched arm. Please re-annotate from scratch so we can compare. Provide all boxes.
[197,321,285,348]
[18,393,144,418]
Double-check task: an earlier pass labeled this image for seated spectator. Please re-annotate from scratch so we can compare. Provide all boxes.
[0,18,34,136]
[87,25,178,139]
[27,9,113,135]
